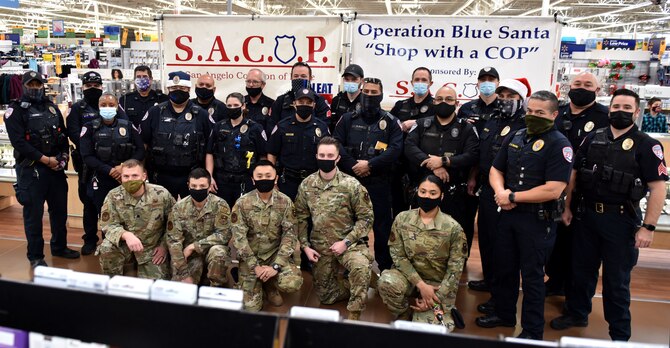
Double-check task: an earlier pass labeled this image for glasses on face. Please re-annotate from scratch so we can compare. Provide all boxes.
[245,80,262,87]
[434,97,457,103]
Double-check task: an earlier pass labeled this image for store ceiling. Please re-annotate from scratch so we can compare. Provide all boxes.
[0,0,668,35]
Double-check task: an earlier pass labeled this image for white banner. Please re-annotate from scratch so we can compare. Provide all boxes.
[351,16,561,108]
[162,15,344,104]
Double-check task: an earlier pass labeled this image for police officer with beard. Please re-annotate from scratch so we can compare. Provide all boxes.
[141,71,212,199]
[243,68,275,133]
[329,64,364,133]
[6,71,80,267]
[458,67,500,134]
[334,77,403,272]
[119,65,168,128]
[404,86,479,252]
[191,74,228,123]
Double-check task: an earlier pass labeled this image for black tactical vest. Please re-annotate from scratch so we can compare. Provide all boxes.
[213,119,257,173]
[345,111,394,161]
[151,104,204,168]
[24,102,66,156]
[92,118,135,165]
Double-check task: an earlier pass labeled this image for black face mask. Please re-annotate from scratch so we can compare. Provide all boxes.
[568,88,596,107]
[435,103,456,119]
[360,94,383,116]
[609,111,635,130]
[83,88,102,106]
[497,99,522,119]
[246,87,262,97]
[417,196,441,213]
[317,159,337,173]
[169,90,190,104]
[296,105,313,119]
[292,79,309,94]
[228,107,242,120]
[24,87,44,101]
[254,179,275,193]
[189,188,209,203]
[195,87,214,100]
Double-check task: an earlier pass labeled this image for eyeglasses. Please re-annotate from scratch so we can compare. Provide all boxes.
[245,80,263,87]
[434,97,457,103]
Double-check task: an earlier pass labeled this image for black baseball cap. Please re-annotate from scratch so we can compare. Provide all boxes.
[294,88,316,102]
[22,71,46,85]
[342,64,364,78]
[477,67,499,80]
[82,71,103,85]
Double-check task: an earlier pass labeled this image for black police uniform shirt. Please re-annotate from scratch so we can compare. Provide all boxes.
[457,97,499,134]
[574,125,669,204]
[66,100,129,149]
[269,90,330,131]
[140,100,213,171]
[245,93,275,132]
[390,95,434,122]
[478,109,526,178]
[493,127,573,193]
[119,89,169,127]
[206,118,267,175]
[5,96,69,163]
[267,115,330,172]
[79,118,145,176]
[330,91,361,131]
[191,97,228,123]
[405,115,480,184]
[555,102,609,151]
[333,110,404,176]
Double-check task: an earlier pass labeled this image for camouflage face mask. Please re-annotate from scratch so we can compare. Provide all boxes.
[122,179,144,194]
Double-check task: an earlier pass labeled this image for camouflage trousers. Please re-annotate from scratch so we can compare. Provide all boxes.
[312,244,372,312]
[97,239,170,280]
[378,269,455,331]
[239,259,303,311]
[172,245,228,287]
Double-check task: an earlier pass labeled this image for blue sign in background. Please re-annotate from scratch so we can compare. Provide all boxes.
[0,0,19,9]
[560,42,586,59]
[601,38,636,50]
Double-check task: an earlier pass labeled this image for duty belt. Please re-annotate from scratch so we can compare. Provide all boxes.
[283,167,313,180]
[219,172,247,183]
[585,200,626,215]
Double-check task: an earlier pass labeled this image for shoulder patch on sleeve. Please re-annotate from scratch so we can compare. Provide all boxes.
[271,125,278,135]
[659,163,668,176]
[261,130,267,141]
[408,123,418,133]
[80,126,87,138]
[209,115,216,124]
[462,242,468,255]
[101,212,110,222]
[167,221,174,231]
[141,112,148,121]
[231,212,238,223]
[562,147,573,163]
[4,107,13,118]
[652,144,664,160]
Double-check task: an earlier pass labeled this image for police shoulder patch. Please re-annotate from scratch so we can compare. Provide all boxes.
[141,112,149,121]
[231,212,238,223]
[4,107,13,119]
[271,125,278,135]
[652,144,664,160]
[261,130,267,141]
[209,115,216,124]
[101,212,110,222]
[80,126,87,138]
[562,146,573,163]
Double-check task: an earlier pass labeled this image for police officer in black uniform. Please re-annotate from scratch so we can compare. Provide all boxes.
[270,62,330,130]
[404,85,479,250]
[79,93,144,219]
[334,77,403,272]
[191,74,228,123]
[476,91,573,340]
[329,64,364,133]
[550,89,667,341]
[243,68,274,133]
[119,65,168,128]
[545,71,610,297]
[389,67,435,218]
[66,71,106,254]
[469,79,528,310]
[140,71,212,199]
[267,88,330,200]
[206,92,267,207]
[457,67,500,134]
[6,71,80,267]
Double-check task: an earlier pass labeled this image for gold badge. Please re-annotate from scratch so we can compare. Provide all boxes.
[584,121,594,132]
[185,112,192,121]
[379,120,387,130]
[622,138,634,150]
[262,107,269,115]
[500,126,510,136]
[119,127,127,136]
[49,106,56,114]
[532,139,545,151]
[240,124,248,134]
[315,128,322,137]
[208,107,214,116]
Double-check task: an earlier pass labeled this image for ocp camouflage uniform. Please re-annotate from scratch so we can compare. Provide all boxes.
[378,209,467,331]
[294,170,374,313]
[166,194,231,286]
[97,183,175,279]
[232,189,303,311]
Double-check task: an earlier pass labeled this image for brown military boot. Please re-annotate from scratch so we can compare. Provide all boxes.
[348,311,361,320]
[369,271,379,290]
[265,280,283,307]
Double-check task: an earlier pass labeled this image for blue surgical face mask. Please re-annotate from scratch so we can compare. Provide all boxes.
[479,81,496,97]
[99,107,117,120]
[343,82,359,94]
[413,82,429,96]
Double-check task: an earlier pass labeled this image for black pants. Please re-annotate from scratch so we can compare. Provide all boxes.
[15,164,69,261]
[545,216,577,295]
[77,170,99,245]
[214,172,253,208]
[363,179,393,271]
[278,174,302,201]
[155,171,189,200]
[477,184,500,286]
[89,173,120,214]
[566,208,639,341]
[441,190,477,255]
[492,209,556,339]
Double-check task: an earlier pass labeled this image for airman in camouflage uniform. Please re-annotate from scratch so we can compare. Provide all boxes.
[294,150,375,320]
[166,193,231,286]
[378,208,467,331]
[232,179,303,311]
[97,161,175,279]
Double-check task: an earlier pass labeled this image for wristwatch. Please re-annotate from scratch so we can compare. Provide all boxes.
[343,238,352,247]
[272,263,282,273]
[508,192,516,203]
[442,156,449,168]
[641,223,656,231]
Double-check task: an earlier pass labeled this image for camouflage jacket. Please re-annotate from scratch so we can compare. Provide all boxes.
[294,170,374,251]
